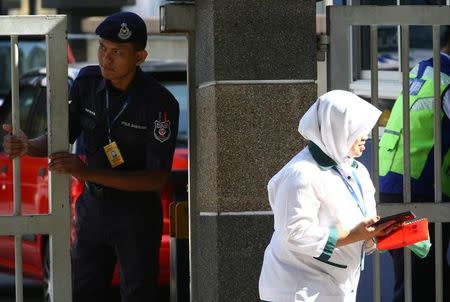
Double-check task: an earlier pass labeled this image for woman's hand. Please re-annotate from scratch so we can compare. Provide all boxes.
[337,216,400,247]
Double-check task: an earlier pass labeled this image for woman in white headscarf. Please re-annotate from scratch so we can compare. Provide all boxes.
[259,90,399,302]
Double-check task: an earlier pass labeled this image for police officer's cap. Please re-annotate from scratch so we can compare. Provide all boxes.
[95,12,147,50]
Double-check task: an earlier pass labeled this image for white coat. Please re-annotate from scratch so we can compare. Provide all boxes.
[259,90,382,302]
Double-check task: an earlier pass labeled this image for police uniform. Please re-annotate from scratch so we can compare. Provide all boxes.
[68,12,179,302]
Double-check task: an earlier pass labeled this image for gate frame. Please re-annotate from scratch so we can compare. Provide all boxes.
[0,15,71,302]
[327,6,450,302]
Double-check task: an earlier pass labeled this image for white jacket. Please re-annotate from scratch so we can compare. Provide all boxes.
[259,90,382,302]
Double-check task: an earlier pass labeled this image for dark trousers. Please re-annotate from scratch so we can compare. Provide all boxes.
[381,193,450,302]
[72,190,162,302]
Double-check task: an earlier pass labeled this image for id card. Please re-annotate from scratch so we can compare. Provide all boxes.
[103,141,124,168]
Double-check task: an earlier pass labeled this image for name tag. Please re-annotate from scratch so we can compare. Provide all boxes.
[121,121,147,130]
[84,108,96,116]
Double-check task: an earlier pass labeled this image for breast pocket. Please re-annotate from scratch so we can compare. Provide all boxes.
[80,115,104,154]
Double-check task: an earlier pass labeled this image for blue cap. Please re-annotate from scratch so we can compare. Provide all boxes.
[95,12,147,49]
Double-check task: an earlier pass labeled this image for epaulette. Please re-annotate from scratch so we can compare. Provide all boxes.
[76,65,102,79]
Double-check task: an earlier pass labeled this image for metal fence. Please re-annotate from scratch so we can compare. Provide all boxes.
[328,6,450,302]
[0,15,71,302]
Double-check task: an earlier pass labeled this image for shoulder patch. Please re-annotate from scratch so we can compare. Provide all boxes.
[154,111,171,143]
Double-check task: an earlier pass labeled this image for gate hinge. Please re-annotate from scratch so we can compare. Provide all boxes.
[317,33,329,62]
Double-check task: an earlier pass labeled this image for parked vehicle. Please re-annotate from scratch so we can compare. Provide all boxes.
[0,60,188,301]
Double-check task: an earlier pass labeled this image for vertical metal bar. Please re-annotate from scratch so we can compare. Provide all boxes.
[369,25,382,302]
[404,249,412,302]
[326,7,351,91]
[187,31,196,302]
[45,19,71,301]
[11,34,23,302]
[433,26,442,204]
[400,25,412,302]
[373,253,381,302]
[370,25,380,204]
[397,0,401,74]
[349,27,354,85]
[434,223,443,302]
[432,25,443,302]
[11,36,20,216]
[401,25,411,204]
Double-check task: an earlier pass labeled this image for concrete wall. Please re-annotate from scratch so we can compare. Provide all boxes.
[193,1,317,300]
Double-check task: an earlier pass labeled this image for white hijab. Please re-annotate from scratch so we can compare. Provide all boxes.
[298,90,382,166]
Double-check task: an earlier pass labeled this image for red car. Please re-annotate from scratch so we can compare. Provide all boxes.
[0,61,188,301]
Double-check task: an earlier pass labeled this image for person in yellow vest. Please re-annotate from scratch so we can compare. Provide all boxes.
[379,27,450,302]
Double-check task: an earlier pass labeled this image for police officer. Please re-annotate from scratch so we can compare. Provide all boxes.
[379,27,450,302]
[3,11,179,302]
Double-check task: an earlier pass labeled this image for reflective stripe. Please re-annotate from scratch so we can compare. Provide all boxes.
[411,97,434,111]
[383,128,401,136]
[410,65,419,76]
[419,66,450,87]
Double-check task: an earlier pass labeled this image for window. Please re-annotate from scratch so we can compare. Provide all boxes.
[0,85,41,152]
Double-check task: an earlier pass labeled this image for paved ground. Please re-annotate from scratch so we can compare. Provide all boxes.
[0,273,170,302]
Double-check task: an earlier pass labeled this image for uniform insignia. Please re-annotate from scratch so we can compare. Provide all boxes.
[118,23,132,40]
[154,112,171,143]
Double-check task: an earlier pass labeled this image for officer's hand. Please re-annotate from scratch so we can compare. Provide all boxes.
[2,124,28,159]
[49,152,87,179]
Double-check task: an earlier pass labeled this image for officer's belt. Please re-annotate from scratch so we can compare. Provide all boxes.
[85,182,153,202]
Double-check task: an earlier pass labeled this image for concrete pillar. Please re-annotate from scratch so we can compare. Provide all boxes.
[193,1,317,300]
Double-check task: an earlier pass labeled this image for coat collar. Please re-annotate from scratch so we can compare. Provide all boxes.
[308,142,358,170]
[95,66,144,95]
[308,142,336,170]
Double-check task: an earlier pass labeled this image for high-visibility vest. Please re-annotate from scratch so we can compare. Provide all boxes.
[379,56,450,197]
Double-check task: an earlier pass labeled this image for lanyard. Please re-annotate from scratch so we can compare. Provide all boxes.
[332,166,368,271]
[105,90,131,143]
[332,166,366,217]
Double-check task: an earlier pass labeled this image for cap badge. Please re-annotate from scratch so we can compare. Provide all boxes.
[118,22,132,40]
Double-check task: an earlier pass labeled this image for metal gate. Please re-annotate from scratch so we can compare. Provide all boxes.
[328,5,450,302]
[0,15,71,301]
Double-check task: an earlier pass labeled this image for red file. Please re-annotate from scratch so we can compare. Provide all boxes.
[376,218,429,251]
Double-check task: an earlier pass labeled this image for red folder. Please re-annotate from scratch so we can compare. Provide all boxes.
[377,218,429,251]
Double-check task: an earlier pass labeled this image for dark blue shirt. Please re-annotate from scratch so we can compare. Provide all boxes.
[68,65,179,177]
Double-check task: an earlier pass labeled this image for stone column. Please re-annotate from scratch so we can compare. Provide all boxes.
[193,1,317,300]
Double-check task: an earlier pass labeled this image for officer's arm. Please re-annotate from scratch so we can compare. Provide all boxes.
[3,123,48,158]
[77,168,169,192]
[27,134,48,157]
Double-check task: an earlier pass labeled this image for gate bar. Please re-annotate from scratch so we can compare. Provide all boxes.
[11,34,23,302]
[432,25,443,302]
[0,15,71,302]
[400,25,412,302]
[45,21,71,302]
[369,24,381,302]
[401,25,411,204]
[328,7,450,302]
